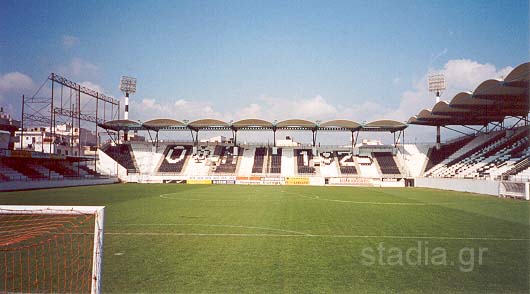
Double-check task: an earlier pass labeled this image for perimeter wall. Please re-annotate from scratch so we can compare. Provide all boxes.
[414,177,499,196]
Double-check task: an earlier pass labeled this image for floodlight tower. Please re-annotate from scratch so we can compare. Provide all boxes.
[120,76,137,141]
[428,74,446,149]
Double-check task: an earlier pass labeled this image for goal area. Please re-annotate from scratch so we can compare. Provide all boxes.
[499,181,530,200]
[0,206,105,294]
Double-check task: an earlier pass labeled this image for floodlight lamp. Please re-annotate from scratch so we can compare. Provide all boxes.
[120,76,137,94]
[428,74,446,93]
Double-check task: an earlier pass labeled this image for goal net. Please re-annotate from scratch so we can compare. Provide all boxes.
[0,206,105,294]
[499,181,530,200]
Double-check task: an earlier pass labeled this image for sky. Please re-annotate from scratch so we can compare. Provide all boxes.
[0,0,528,143]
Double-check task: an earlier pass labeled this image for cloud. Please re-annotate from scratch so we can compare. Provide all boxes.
[241,95,339,121]
[0,72,35,94]
[62,35,80,48]
[80,81,105,93]
[0,72,35,119]
[129,98,223,121]
[129,94,389,125]
[121,58,514,143]
[56,57,99,80]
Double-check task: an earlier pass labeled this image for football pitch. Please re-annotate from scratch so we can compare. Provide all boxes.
[1,184,529,293]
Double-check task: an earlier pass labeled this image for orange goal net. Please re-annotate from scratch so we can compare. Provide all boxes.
[0,206,105,294]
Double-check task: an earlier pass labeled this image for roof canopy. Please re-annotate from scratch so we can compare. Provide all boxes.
[188,119,229,129]
[143,118,185,130]
[409,62,530,126]
[362,120,407,132]
[276,119,317,129]
[410,108,503,126]
[98,118,407,133]
[504,62,529,88]
[98,119,141,131]
[319,119,361,130]
[232,119,273,129]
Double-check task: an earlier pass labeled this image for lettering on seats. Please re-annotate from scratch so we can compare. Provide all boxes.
[165,147,186,164]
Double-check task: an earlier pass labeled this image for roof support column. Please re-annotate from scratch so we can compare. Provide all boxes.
[146,129,154,145]
[402,129,406,175]
[188,127,199,146]
[273,127,277,147]
[436,126,441,150]
[312,129,317,147]
[155,131,159,153]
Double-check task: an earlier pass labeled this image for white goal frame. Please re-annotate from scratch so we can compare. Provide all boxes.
[0,205,105,294]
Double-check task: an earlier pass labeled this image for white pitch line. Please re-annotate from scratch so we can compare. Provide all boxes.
[159,193,283,202]
[104,232,530,241]
[107,223,311,236]
[160,191,451,206]
[283,191,452,206]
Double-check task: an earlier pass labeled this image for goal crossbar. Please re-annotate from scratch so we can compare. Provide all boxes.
[0,205,105,294]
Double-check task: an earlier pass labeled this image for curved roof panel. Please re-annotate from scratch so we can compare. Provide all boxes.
[449,92,495,109]
[319,119,361,129]
[473,79,526,98]
[143,118,185,129]
[275,119,316,128]
[363,120,407,132]
[188,119,229,129]
[410,108,504,126]
[431,100,469,115]
[504,62,529,87]
[98,119,141,131]
[407,116,432,125]
[232,119,273,128]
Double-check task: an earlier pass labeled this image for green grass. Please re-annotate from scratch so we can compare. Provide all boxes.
[1,184,529,293]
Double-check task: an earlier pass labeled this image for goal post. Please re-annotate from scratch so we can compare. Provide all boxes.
[498,181,530,200]
[0,205,105,294]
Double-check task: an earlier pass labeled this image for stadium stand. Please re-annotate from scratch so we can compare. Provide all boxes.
[336,151,358,175]
[214,146,243,174]
[0,161,28,181]
[158,145,192,173]
[269,148,282,174]
[318,151,339,177]
[102,144,138,172]
[0,156,102,182]
[252,147,267,173]
[423,136,474,172]
[238,148,255,176]
[357,155,380,178]
[295,149,315,174]
[2,158,46,179]
[499,157,530,181]
[373,152,401,175]
[42,160,79,178]
[75,162,101,177]
[424,126,530,180]
[0,173,9,181]
[425,131,505,177]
